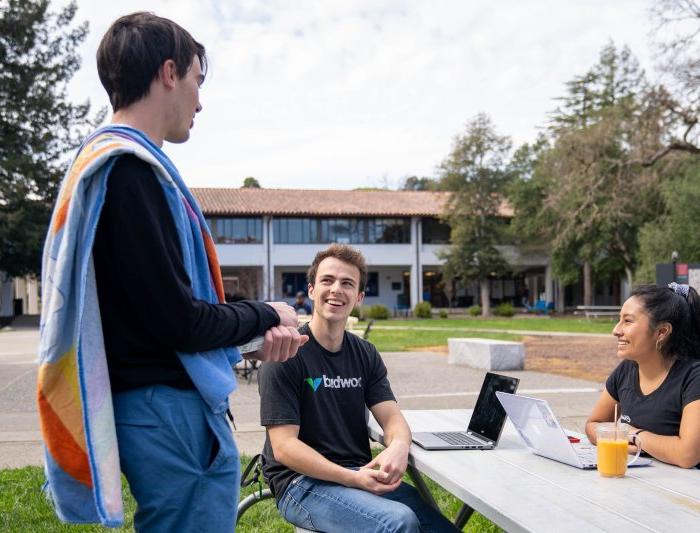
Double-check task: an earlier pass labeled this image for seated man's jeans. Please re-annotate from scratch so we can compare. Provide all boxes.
[278,471,459,533]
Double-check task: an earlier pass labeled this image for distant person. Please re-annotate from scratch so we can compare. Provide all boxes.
[293,290,312,315]
[259,244,458,532]
[37,12,306,530]
[586,283,700,468]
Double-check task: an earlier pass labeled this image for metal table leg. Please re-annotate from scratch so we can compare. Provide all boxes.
[454,503,475,528]
[407,463,475,528]
[406,464,440,511]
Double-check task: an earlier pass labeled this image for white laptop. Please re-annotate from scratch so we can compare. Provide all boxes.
[496,392,652,469]
[412,372,519,450]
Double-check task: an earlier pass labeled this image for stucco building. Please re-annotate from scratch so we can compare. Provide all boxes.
[193,188,557,311]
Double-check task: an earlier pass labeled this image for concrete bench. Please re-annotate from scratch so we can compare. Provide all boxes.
[447,338,524,371]
[574,305,620,319]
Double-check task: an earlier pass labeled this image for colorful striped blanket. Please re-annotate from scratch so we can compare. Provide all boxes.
[37,125,241,526]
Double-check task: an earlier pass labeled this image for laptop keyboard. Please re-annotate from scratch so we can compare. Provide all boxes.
[575,448,596,464]
[435,432,483,446]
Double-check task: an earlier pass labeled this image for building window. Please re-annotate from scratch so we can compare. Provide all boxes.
[282,272,307,297]
[274,217,410,244]
[364,272,379,297]
[207,217,263,244]
[422,217,451,244]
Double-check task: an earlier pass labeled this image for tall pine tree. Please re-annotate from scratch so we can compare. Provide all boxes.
[522,42,655,306]
[0,0,104,277]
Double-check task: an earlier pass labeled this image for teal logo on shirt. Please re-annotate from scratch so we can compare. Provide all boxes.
[305,377,322,391]
[304,375,362,391]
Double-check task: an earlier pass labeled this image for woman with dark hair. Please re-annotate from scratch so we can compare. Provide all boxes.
[586,283,700,468]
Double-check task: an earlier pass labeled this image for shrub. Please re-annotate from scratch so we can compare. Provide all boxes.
[468,305,482,317]
[439,309,448,319]
[349,306,361,319]
[414,301,432,319]
[367,304,390,319]
[494,302,515,317]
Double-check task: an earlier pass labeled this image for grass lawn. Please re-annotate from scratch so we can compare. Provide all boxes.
[382,316,615,334]
[365,316,614,352]
[1,454,502,532]
[371,329,521,352]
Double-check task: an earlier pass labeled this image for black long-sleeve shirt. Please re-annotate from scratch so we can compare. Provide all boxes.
[92,154,279,392]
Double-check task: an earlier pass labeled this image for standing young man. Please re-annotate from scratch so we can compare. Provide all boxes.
[38,12,306,531]
[259,244,458,532]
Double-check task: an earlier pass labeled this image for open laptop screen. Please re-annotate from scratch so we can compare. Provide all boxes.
[468,372,520,442]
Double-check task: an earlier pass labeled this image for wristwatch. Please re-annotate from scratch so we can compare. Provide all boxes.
[630,429,646,447]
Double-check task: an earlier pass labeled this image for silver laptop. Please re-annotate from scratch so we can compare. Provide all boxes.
[412,372,520,450]
[496,392,652,469]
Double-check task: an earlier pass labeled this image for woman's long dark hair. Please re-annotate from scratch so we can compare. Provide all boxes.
[631,284,700,361]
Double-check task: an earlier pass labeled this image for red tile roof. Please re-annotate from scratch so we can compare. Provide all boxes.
[191,188,513,217]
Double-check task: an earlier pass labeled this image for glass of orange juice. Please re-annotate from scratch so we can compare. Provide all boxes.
[596,423,642,477]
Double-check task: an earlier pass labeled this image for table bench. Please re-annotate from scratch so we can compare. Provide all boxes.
[575,305,621,319]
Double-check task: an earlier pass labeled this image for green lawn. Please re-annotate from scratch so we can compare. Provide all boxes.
[1,454,501,532]
[364,315,613,351]
[371,329,521,352]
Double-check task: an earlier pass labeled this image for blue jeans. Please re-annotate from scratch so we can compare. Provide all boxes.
[278,473,459,532]
[113,385,240,533]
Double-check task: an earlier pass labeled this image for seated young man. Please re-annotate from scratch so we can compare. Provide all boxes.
[259,244,458,532]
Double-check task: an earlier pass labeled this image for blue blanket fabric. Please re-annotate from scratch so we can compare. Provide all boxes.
[38,124,241,526]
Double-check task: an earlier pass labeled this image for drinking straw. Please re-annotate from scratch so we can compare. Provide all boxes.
[614,404,618,440]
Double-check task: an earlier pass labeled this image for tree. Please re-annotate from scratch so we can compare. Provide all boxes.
[0,0,104,277]
[550,42,645,132]
[520,43,656,306]
[401,176,437,191]
[536,109,662,302]
[641,0,700,164]
[636,156,700,282]
[242,176,261,188]
[437,113,512,316]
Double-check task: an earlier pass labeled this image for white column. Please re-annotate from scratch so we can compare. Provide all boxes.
[264,216,273,300]
[27,277,39,315]
[545,265,553,303]
[14,277,26,314]
[621,273,631,301]
[409,217,421,307]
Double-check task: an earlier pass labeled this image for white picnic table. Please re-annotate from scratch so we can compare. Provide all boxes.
[368,409,700,532]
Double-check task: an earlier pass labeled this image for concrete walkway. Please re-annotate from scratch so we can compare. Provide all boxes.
[0,327,603,469]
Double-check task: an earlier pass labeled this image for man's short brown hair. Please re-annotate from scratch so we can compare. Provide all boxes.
[307,244,368,292]
[97,12,207,111]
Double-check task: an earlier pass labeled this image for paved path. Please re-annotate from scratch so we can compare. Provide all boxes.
[0,327,603,468]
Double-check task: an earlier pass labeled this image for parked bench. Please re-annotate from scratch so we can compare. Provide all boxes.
[524,300,554,314]
[574,305,621,319]
[447,338,524,371]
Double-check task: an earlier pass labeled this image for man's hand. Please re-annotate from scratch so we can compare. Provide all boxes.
[247,326,308,362]
[348,467,402,495]
[266,301,300,328]
[362,440,409,485]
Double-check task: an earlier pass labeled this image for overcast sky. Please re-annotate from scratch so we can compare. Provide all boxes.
[63,0,657,189]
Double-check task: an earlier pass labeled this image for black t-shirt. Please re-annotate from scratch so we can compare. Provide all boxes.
[92,154,279,391]
[606,358,700,437]
[259,323,396,502]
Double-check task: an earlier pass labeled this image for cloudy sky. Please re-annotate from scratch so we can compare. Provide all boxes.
[63,0,658,189]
